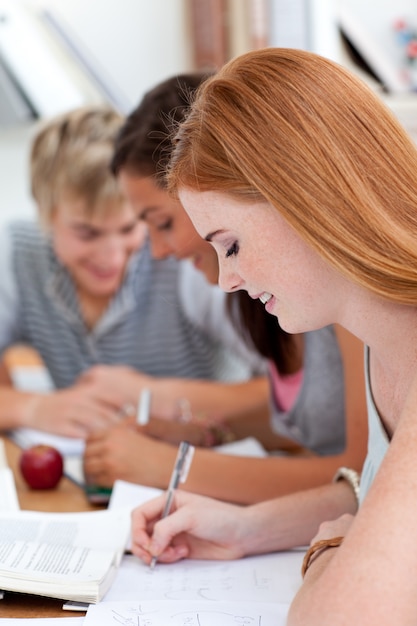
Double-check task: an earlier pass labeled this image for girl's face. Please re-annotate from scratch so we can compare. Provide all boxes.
[118,172,219,284]
[179,188,342,334]
[51,195,145,299]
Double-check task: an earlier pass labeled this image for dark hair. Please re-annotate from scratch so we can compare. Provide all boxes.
[227,291,296,374]
[111,72,212,186]
[113,69,296,373]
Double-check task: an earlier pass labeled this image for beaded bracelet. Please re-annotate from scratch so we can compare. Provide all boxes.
[301,536,344,578]
[202,421,236,446]
[176,398,236,447]
[333,466,360,505]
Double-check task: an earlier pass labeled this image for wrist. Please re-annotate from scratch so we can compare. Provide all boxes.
[333,466,360,506]
[20,394,42,428]
[301,536,344,578]
[199,420,236,447]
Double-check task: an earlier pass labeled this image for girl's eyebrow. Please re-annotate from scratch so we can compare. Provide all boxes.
[139,206,159,220]
[205,229,226,242]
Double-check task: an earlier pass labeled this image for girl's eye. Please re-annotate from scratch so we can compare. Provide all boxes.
[157,219,173,232]
[120,222,138,236]
[225,241,239,258]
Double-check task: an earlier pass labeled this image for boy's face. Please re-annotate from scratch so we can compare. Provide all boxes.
[50,195,145,300]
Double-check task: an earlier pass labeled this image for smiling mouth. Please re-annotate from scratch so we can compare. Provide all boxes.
[259,292,272,305]
[87,265,120,280]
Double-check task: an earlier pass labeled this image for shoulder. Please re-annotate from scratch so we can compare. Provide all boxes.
[6,220,48,259]
[0,223,21,329]
[0,221,19,279]
[0,220,51,290]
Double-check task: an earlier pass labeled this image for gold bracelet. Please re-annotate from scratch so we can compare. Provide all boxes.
[301,536,344,578]
[333,466,360,505]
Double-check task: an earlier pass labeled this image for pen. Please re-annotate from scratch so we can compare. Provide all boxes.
[150,440,195,569]
[137,388,152,425]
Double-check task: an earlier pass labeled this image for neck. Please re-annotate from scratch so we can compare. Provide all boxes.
[77,291,111,330]
[342,296,417,434]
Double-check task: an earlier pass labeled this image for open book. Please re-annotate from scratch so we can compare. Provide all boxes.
[0,508,130,603]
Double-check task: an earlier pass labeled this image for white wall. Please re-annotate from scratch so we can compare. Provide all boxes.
[0,0,193,224]
[1,0,417,226]
[27,0,192,111]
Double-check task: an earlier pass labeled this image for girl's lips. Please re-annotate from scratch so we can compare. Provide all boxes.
[265,295,276,314]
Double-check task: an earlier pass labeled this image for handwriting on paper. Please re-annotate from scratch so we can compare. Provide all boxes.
[85,600,289,626]
[104,552,303,605]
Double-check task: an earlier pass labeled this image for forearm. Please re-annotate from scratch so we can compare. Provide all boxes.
[181,447,360,504]
[240,480,357,555]
[0,386,39,430]
[288,373,417,625]
[150,376,269,421]
[224,407,310,454]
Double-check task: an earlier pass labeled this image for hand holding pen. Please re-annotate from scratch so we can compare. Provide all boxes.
[150,440,195,569]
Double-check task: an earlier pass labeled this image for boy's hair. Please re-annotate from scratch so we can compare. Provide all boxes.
[30,106,124,226]
[110,72,212,187]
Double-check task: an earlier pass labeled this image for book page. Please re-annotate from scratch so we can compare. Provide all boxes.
[85,599,290,626]
[0,510,130,582]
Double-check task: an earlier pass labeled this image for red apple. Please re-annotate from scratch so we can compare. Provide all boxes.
[19,444,64,490]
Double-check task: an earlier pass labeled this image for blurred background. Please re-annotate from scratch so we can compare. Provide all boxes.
[0,0,416,225]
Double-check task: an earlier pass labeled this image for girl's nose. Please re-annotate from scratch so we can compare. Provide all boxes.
[218,264,243,293]
[148,230,173,260]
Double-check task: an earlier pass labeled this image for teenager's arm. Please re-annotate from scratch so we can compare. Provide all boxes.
[130,479,357,565]
[0,358,126,437]
[288,369,417,626]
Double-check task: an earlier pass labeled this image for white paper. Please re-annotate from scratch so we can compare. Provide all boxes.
[10,428,85,457]
[64,456,85,486]
[10,365,54,393]
[215,436,267,457]
[0,468,20,511]
[104,551,303,605]
[85,599,290,626]
[108,480,163,552]
[0,440,19,512]
[109,480,162,512]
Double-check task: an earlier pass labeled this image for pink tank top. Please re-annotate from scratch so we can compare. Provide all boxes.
[269,360,304,412]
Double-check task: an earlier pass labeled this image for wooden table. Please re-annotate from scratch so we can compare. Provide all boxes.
[0,436,102,618]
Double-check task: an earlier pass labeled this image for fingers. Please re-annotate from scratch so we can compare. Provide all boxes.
[312,513,355,543]
[132,542,189,565]
[131,495,193,564]
[66,409,118,435]
[83,424,135,485]
[131,496,168,558]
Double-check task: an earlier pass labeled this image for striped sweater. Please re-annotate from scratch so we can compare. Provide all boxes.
[0,221,263,388]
